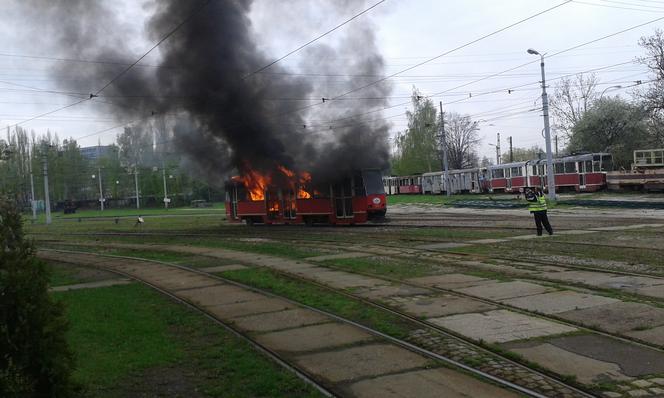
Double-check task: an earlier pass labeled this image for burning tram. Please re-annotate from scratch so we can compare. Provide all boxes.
[225,168,386,225]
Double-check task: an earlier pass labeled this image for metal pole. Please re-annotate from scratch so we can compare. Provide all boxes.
[42,147,51,225]
[554,135,559,157]
[496,133,501,164]
[28,143,36,220]
[439,102,450,196]
[134,166,140,209]
[98,167,104,211]
[539,55,556,200]
[509,136,513,163]
[162,162,169,209]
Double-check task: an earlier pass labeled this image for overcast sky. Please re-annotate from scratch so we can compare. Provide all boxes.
[0,0,660,162]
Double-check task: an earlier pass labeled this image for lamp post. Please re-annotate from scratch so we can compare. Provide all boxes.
[527,48,556,201]
[600,85,622,99]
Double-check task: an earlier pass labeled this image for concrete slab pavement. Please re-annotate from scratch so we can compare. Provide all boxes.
[455,281,556,301]
[293,344,430,383]
[254,323,374,353]
[501,291,620,314]
[345,368,519,398]
[429,309,577,343]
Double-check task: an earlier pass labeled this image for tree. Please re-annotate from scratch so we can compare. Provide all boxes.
[501,145,544,162]
[637,29,664,146]
[391,90,440,175]
[550,73,599,138]
[569,98,649,169]
[442,112,481,169]
[0,198,77,397]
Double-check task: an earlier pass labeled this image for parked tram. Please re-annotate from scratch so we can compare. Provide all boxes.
[382,152,613,195]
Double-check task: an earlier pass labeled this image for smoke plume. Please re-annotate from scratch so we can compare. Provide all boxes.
[18,0,392,184]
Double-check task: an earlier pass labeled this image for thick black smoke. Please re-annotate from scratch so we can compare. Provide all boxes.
[18,0,392,183]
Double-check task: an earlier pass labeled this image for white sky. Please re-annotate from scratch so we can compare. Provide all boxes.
[0,0,660,162]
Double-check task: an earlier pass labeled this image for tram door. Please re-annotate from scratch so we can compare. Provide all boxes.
[282,189,297,219]
[332,177,354,218]
[578,161,586,189]
[229,184,239,220]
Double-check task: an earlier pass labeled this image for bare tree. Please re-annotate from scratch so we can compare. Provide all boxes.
[637,29,664,146]
[441,112,480,169]
[550,73,599,138]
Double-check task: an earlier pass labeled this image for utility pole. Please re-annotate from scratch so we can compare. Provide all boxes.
[528,48,556,200]
[134,166,140,209]
[28,142,36,221]
[439,102,450,196]
[162,162,169,209]
[508,136,513,163]
[496,133,501,165]
[97,167,104,211]
[554,135,559,156]
[41,146,51,225]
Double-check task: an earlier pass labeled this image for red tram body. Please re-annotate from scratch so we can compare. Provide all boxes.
[487,153,612,193]
[225,169,386,225]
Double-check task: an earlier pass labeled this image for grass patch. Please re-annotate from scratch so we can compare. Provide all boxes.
[221,268,412,339]
[46,263,92,287]
[54,283,323,397]
[322,256,441,279]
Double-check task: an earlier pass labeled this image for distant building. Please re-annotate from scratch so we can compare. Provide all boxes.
[80,145,114,161]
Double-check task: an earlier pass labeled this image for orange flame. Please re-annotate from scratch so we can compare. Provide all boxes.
[238,164,313,201]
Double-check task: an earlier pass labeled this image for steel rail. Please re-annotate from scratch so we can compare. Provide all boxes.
[42,248,579,398]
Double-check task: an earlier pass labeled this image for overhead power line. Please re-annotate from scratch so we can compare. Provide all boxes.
[6,0,211,129]
[94,0,212,96]
[318,12,664,127]
[242,0,386,79]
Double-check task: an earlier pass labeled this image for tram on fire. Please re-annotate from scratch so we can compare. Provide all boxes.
[225,169,386,225]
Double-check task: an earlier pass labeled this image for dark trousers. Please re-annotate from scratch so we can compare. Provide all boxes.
[532,210,553,236]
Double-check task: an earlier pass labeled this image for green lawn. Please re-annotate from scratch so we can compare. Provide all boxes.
[53,283,323,397]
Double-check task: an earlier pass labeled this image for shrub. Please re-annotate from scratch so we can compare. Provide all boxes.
[0,198,76,397]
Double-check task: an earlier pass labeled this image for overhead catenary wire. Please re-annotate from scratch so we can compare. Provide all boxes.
[242,0,386,79]
[5,0,212,129]
[274,0,573,118]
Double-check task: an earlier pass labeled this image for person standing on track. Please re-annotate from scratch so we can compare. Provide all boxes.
[525,187,553,236]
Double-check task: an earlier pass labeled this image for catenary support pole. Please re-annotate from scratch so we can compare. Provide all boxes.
[162,162,169,209]
[439,102,450,196]
[134,166,140,209]
[509,136,513,163]
[42,147,51,225]
[28,143,36,221]
[97,167,104,211]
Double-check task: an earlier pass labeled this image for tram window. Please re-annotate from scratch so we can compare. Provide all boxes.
[511,167,522,177]
[584,160,592,173]
[601,155,613,171]
[564,162,576,173]
[353,172,365,196]
[655,150,663,164]
[554,163,565,174]
[236,185,248,201]
[492,169,504,178]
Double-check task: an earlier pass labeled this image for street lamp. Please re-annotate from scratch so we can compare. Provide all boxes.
[600,85,622,99]
[527,48,556,201]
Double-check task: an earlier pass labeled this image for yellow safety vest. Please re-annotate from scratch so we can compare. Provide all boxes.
[528,196,547,212]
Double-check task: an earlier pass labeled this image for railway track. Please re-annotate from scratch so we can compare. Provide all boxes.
[39,240,664,396]
[39,248,586,398]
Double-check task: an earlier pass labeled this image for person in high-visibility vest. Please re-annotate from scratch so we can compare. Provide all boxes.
[524,187,553,236]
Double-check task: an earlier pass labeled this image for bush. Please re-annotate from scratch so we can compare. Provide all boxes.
[0,198,76,397]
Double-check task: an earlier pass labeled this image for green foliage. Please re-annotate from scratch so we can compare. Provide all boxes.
[569,98,650,168]
[391,88,480,174]
[0,198,77,397]
[501,145,544,162]
[391,89,441,175]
